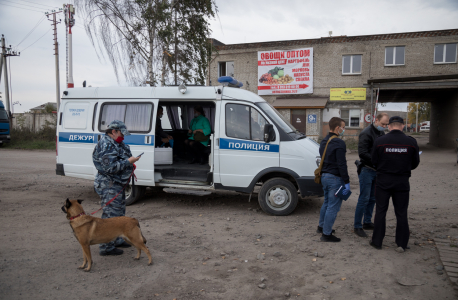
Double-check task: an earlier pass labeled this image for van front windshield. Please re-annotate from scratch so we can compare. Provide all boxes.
[256,102,297,134]
[0,110,8,121]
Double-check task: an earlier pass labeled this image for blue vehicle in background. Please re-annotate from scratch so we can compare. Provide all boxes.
[0,100,10,146]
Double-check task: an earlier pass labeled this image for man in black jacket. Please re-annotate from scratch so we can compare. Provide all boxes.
[354,113,389,237]
[370,116,420,252]
[317,117,351,242]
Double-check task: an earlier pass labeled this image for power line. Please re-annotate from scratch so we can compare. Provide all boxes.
[0,2,45,13]
[1,0,51,11]
[15,0,60,10]
[20,28,52,52]
[16,15,46,48]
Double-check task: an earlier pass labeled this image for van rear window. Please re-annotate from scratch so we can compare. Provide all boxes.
[99,103,153,133]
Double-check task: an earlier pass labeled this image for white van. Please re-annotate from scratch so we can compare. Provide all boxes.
[419,125,430,133]
[56,83,323,215]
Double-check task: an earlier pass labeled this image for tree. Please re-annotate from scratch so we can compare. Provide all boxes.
[407,102,431,125]
[75,0,217,86]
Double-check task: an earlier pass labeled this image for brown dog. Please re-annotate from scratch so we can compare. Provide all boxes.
[61,199,152,271]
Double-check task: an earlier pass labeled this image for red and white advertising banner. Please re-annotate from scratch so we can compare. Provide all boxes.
[257,48,313,95]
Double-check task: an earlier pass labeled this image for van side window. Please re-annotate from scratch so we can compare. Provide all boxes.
[64,102,89,129]
[99,103,153,133]
[250,108,268,141]
[225,104,268,141]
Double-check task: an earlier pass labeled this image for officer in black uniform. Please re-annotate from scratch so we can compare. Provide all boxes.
[370,116,420,251]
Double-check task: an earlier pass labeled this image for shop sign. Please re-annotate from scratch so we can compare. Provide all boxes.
[258,48,313,95]
[330,88,366,101]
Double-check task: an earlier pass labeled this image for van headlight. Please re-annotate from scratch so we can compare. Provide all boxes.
[316,156,321,167]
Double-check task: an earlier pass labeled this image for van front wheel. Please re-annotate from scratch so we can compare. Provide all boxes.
[258,178,298,216]
[125,185,146,206]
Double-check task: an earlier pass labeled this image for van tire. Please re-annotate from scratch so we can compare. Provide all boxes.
[125,185,146,206]
[258,178,298,216]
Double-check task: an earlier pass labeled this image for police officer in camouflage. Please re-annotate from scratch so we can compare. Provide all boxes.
[92,120,140,256]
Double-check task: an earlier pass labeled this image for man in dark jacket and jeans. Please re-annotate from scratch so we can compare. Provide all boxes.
[317,117,351,242]
[354,113,389,237]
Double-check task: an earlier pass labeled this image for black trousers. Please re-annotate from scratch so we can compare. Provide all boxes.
[184,139,206,161]
[371,183,410,249]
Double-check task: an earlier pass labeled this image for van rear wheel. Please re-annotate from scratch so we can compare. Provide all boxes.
[125,185,146,206]
[258,178,298,216]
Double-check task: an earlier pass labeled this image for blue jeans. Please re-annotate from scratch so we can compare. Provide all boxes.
[319,173,344,235]
[354,167,376,228]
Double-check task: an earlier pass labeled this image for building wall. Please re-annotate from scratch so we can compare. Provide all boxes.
[210,30,458,143]
[12,113,57,132]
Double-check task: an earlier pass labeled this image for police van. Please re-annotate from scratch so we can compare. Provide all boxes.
[56,78,323,216]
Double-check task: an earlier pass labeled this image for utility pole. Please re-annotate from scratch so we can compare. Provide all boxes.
[1,35,20,127]
[415,102,419,133]
[46,9,63,113]
[64,4,75,88]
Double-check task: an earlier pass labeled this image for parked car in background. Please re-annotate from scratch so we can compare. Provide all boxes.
[420,125,430,133]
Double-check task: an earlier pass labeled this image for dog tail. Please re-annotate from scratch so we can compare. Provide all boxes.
[142,233,147,244]
[136,221,147,244]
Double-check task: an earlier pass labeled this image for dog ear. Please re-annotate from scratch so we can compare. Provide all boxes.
[65,198,72,208]
[77,199,84,204]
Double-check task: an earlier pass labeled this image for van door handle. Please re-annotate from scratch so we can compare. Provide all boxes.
[145,136,151,144]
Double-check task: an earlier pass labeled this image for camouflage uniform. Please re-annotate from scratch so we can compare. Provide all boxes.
[92,120,133,254]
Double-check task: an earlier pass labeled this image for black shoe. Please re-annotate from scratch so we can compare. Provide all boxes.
[363,223,375,230]
[116,241,132,248]
[369,241,382,250]
[354,228,368,238]
[316,226,335,234]
[199,158,206,165]
[320,234,341,242]
[100,248,124,256]
[188,158,197,164]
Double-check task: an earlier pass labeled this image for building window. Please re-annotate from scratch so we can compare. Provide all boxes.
[385,46,405,66]
[341,109,360,127]
[342,55,362,74]
[219,61,235,77]
[434,43,457,64]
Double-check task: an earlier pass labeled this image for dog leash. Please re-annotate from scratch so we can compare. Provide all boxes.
[89,164,137,216]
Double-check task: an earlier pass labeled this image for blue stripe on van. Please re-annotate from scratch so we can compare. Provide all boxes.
[59,132,95,143]
[219,138,279,153]
[59,132,154,146]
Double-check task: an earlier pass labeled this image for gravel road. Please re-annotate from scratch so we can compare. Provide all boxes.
[1,134,457,300]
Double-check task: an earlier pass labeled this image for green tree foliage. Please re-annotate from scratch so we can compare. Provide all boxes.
[75,0,218,86]
[407,102,431,125]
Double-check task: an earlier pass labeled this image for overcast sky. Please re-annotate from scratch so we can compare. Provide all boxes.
[0,0,457,113]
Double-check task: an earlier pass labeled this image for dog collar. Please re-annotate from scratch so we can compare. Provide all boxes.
[70,212,86,220]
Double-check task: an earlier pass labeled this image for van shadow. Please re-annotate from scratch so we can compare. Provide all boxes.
[139,187,324,217]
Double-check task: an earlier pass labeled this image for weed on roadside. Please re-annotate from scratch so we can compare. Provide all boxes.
[1,127,55,150]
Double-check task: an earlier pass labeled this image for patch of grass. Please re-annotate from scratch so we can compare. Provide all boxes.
[1,127,55,150]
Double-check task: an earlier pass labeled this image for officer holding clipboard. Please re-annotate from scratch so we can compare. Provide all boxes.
[370,116,420,252]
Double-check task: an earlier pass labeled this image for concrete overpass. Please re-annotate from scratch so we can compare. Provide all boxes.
[364,74,458,148]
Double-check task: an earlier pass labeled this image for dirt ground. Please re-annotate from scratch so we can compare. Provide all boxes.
[1,133,457,300]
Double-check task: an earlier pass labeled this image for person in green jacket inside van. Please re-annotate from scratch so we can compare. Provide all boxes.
[185,106,211,165]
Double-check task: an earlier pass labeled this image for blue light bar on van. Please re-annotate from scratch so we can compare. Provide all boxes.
[218,76,243,88]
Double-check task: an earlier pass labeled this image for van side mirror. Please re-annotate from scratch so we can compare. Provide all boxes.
[264,124,275,143]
